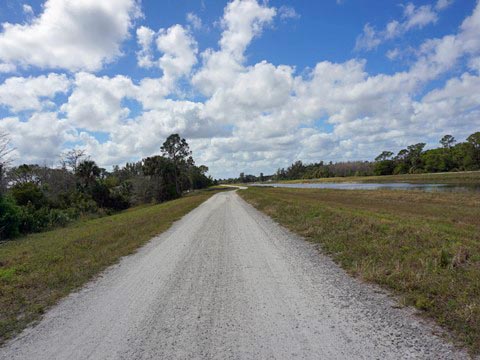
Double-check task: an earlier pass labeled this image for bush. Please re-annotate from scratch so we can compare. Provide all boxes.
[48,208,75,228]
[0,195,21,240]
[10,182,45,209]
[18,205,78,234]
[18,204,50,233]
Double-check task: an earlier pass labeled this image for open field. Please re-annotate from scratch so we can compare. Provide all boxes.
[239,187,480,354]
[0,189,225,344]
[279,170,480,185]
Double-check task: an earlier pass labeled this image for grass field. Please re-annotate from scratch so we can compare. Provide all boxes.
[239,187,480,353]
[279,170,480,185]
[0,188,225,345]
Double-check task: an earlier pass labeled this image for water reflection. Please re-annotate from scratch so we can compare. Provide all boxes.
[253,183,480,192]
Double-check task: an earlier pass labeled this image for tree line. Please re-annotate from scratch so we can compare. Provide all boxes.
[220,131,480,183]
[373,132,480,175]
[0,134,214,240]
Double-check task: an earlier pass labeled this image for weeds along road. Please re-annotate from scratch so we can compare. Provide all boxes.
[0,190,467,359]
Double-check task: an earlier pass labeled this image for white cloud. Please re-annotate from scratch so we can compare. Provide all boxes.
[156,25,198,82]
[1,0,479,178]
[135,24,197,98]
[355,24,382,51]
[435,0,454,11]
[0,73,70,112]
[0,63,16,73]
[278,6,300,20]
[0,0,141,72]
[22,4,34,16]
[186,12,202,30]
[356,2,443,51]
[192,0,276,95]
[403,3,438,31]
[136,26,156,68]
[61,73,136,132]
[218,0,275,60]
[0,112,75,164]
[386,48,400,60]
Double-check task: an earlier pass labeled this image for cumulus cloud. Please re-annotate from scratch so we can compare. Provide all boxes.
[136,26,156,68]
[0,73,70,112]
[61,73,136,132]
[0,0,141,72]
[0,112,75,164]
[192,0,276,95]
[135,24,198,98]
[1,0,479,178]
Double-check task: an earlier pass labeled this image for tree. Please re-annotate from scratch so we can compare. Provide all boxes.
[440,135,456,149]
[143,156,177,201]
[76,160,101,190]
[374,151,395,175]
[467,132,480,149]
[239,172,245,183]
[7,164,40,185]
[161,134,192,196]
[375,151,394,162]
[406,143,426,172]
[61,149,86,173]
[466,131,480,168]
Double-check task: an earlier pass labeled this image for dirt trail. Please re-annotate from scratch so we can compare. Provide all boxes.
[0,191,467,359]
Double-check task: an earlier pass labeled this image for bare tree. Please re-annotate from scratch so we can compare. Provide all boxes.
[60,149,86,173]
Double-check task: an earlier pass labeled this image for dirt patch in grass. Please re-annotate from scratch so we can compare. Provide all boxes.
[239,187,480,354]
[0,190,223,344]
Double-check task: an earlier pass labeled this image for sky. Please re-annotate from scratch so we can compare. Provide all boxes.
[0,0,479,178]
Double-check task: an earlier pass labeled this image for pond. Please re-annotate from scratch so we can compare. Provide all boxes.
[252,183,480,193]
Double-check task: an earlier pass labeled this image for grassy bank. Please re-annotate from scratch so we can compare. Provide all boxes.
[279,170,480,185]
[239,187,480,353]
[0,189,224,344]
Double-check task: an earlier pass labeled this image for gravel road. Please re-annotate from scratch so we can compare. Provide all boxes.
[0,190,468,359]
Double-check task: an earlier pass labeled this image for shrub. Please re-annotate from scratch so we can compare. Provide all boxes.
[10,182,45,209]
[0,195,21,240]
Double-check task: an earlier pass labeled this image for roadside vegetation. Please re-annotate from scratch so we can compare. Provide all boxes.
[239,187,480,353]
[0,133,215,241]
[220,132,480,184]
[0,188,225,345]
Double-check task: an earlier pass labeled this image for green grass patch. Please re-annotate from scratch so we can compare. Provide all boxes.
[0,189,223,344]
[239,187,480,354]
[279,170,480,185]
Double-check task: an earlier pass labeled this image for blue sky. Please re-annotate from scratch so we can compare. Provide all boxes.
[0,0,479,178]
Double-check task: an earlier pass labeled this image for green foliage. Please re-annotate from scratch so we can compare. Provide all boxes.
[0,195,21,240]
[1,134,211,240]
[374,160,395,175]
[10,182,45,209]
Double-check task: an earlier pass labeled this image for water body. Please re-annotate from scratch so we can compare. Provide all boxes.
[253,183,480,192]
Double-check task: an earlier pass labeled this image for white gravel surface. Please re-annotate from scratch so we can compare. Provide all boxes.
[0,190,469,359]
